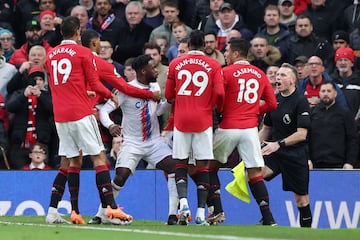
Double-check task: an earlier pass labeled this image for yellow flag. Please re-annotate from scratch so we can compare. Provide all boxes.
[225,161,250,203]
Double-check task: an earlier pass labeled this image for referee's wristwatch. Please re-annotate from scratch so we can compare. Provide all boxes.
[277,139,286,148]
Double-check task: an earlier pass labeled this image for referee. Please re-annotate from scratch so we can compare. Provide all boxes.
[259,63,312,228]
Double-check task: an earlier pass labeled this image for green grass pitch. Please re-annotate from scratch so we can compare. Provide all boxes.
[0,216,359,240]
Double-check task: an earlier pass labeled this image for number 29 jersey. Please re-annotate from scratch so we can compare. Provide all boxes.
[45,40,111,123]
[165,51,224,132]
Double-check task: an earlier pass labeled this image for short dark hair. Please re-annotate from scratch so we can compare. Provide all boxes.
[228,37,249,57]
[321,81,337,91]
[81,29,99,48]
[132,54,152,73]
[61,16,80,39]
[179,37,189,44]
[31,142,48,156]
[204,31,217,39]
[143,42,161,54]
[189,30,205,49]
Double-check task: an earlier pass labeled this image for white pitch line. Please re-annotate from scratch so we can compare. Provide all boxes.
[0,221,283,240]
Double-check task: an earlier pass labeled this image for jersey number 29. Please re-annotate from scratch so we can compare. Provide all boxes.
[177,69,208,96]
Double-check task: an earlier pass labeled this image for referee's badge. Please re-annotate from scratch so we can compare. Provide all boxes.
[283,114,291,124]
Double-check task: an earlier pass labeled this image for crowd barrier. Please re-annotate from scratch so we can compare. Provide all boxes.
[0,169,359,229]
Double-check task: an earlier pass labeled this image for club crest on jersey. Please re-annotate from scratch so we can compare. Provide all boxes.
[283,114,291,124]
[135,100,145,109]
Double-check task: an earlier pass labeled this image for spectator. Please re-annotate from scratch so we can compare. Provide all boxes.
[248,36,281,73]
[198,0,224,32]
[294,0,311,15]
[206,2,252,50]
[14,0,40,48]
[285,15,332,65]
[154,35,169,65]
[0,29,15,62]
[22,142,52,170]
[39,0,58,14]
[112,1,153,64]
[142,0,164,29]
[88,0,123,48]
[6,65,54,169]
[204,31,225,66]
[258,4,290,60]
[297,55,348,108]
[79,0,95,18]
[0,41,16,98]
[123,57,136,82]
[299,0,342,42]
[7,45,48,96]
[0,0,14,33]
[70,5,90,33]
[53,0,78,17]
[294,55,309,81]
[188,0,210,30]
[309,82,358,169]
[220,28,242,53]
[331,47,360,119]
[343,2,360,33]
[39,10,62,47]
[149,0,192,47]
[177,37,190,57]
[324,30,350,74]
[230,0,279,35]
[110,0,129,21]
[9,20,52,68]
[167,21,188,63]
[278,0,296,32]
[99,38,124,78]
[266,65,280,93]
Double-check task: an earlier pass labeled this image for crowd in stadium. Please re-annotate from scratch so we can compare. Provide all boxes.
[0,0,358,171]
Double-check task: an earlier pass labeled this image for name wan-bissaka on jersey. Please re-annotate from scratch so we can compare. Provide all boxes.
[175,58,213,72]
[49,47,77,59]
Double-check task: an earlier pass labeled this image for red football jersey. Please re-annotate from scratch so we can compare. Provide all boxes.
[94,55,153,99]
[45,40,111,122]
[219,61,277,129]
[165,51,224,132]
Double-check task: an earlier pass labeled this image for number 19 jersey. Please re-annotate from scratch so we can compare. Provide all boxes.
[45,40,111,122]
[165,51,224,132]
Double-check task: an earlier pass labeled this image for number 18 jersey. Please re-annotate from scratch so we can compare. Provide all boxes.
[219,61,277,129]
[165,51,224,132]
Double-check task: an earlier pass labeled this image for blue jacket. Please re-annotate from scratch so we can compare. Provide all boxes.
[297,73,349,108]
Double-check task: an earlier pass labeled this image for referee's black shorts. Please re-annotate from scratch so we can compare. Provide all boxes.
[264,145,309,195]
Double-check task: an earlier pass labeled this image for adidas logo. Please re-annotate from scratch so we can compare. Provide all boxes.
[259,200,268,207]
[102,187,109,193]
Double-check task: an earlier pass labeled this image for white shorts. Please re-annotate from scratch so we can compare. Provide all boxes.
[56,115,105,158]
[115,137,172,173]
[172,127,213,160]
[213,127,264,168]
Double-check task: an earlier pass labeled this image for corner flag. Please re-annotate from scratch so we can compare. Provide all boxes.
[225,161,250,203]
